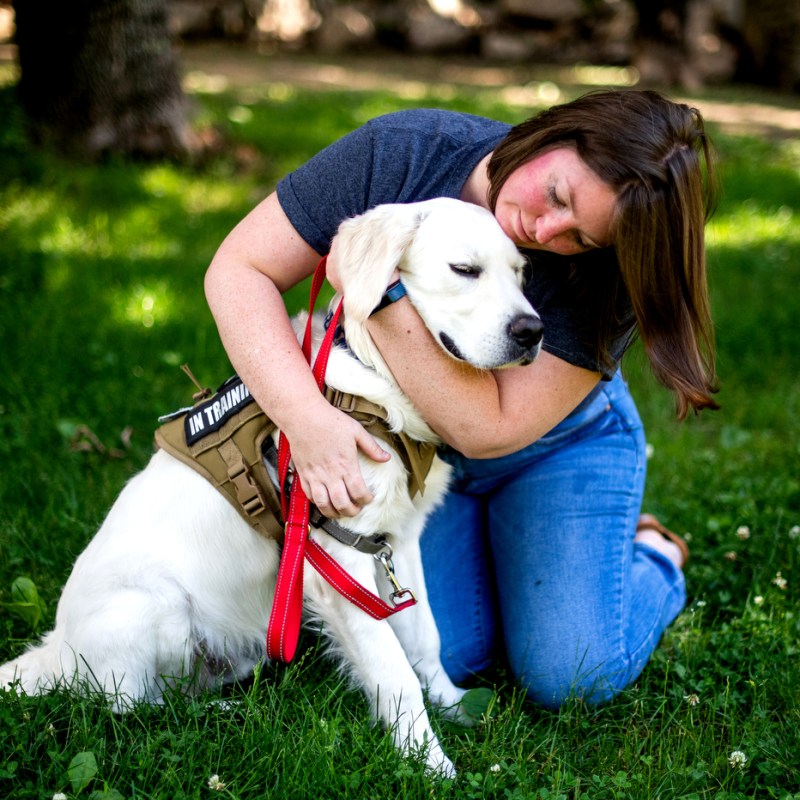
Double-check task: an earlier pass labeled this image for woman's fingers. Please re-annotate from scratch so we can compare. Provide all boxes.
[305,478,364,519]
[290,411,390,519]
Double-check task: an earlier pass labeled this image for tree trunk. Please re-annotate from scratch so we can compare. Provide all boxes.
[742,0,800,91]
[14,0,193,159]
[628,0,697,87]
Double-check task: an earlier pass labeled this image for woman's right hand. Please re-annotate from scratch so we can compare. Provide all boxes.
[280,395,390,518]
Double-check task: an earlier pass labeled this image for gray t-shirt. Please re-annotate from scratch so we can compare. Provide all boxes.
[277,109,631,377]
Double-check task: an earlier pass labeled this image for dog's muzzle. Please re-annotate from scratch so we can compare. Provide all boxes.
[439,312,544,368]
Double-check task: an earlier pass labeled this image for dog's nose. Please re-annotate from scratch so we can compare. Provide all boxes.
[508,314,544,351]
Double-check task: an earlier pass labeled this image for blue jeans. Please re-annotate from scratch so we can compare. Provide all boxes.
[420,371,686,709]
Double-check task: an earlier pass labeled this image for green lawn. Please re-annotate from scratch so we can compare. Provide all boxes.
[1,52,799,799]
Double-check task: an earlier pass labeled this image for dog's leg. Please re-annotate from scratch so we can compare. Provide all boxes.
[382,535,468,719]
[303,538,456,777]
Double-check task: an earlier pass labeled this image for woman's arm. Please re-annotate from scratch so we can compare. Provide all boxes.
[204,192,390,518]
[366,296,601,458]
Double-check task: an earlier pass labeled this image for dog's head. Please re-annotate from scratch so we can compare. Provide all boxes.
[333,198,542,372]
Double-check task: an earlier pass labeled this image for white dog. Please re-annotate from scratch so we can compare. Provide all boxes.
[0,198,542,776]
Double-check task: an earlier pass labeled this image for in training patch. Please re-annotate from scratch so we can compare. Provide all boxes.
[184,376,255,445]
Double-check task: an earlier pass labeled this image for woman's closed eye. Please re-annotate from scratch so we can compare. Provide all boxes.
[549,186,591,249]
[548,186,566,208]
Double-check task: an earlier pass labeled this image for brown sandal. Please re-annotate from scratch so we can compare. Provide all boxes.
[636,514,689,567]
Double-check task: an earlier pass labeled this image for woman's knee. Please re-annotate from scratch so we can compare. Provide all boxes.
[510,642,638,710]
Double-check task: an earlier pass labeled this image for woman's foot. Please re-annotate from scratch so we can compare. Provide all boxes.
[635,514,689,569]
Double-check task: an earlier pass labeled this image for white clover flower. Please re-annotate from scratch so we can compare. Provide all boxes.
[684,693,700,706]
[490,763,501,773]
[736,525,751,540]
[53,794,68,800]
[772,572,788,590]
[728,750,747,768]
[696,600,707,608]
[789,525,800,540]
[724,551,738,561]
[207,774,226,791]
[754,595,764,605]
[645,443,655,460]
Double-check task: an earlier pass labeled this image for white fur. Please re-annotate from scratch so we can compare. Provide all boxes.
[0,199,540,777]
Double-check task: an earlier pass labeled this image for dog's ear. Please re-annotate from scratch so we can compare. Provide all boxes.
[333,202,433,323]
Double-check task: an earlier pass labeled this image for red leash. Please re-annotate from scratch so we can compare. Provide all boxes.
[266,258,416,663]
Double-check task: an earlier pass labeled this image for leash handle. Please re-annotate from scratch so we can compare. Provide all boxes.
[267,257,415,664]
[265,473,310,662]
[268,257,341,662]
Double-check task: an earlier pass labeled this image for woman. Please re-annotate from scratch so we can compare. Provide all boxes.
[204,89,718,708]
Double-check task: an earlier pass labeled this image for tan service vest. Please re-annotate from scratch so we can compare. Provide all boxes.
[154,375,437,542]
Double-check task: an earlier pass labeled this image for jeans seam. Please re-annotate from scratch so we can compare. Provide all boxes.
[609,402,646,678]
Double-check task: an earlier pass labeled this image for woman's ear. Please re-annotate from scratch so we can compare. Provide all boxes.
[333,202,432,323]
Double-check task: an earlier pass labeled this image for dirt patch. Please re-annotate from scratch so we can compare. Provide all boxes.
[180,42,800,141]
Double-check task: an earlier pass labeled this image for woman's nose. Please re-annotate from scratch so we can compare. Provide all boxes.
[535,214,569,245]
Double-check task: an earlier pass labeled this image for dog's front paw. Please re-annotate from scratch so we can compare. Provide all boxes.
[393,711,456,778]
[422,741,457,779]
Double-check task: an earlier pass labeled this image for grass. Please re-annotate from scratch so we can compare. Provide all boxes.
[1,48,799,799]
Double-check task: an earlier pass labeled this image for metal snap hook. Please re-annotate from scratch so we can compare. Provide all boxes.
[375,549,416,605]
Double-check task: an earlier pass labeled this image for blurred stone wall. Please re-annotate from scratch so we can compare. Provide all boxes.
[166,0,754,88]
[1,0,793,90]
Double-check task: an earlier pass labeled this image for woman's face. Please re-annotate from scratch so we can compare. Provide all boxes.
[494,147,617,256]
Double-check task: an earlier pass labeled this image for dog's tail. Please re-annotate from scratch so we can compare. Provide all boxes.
[0,633,71,696]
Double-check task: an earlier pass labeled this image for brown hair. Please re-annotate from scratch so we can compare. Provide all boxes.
[487,89,719,418]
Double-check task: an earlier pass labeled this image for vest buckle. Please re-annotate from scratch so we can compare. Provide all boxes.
[220,441,268,518]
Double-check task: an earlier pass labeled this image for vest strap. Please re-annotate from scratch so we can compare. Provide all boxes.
[218,439,268,518]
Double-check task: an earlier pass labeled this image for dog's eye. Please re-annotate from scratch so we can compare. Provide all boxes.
[449,263,482,278]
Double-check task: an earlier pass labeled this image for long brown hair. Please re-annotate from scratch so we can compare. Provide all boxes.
[487,89,719,418]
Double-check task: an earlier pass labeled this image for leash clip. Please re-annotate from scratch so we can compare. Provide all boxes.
[375,547,416,606]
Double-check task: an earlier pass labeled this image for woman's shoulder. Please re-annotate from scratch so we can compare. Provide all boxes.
[276,109,509,255]
[366,108,511,141]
